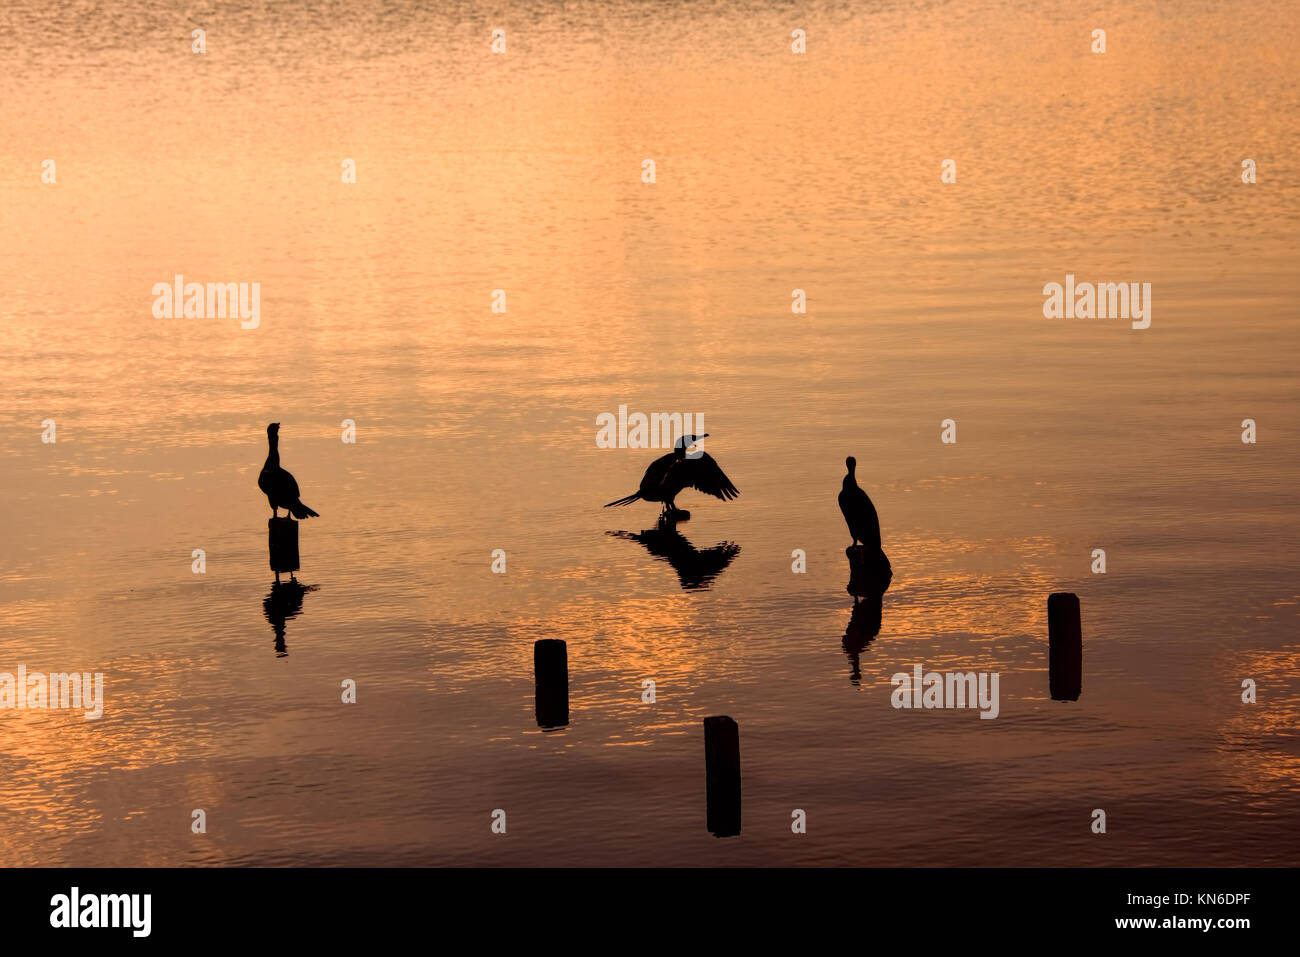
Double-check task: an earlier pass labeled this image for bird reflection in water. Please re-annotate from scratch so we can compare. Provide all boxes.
[609,517,740,590]
[263,579,317,657]
[842,593,884,684]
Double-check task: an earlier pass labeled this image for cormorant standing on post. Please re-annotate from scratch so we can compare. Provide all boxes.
[259,423,319,519]
[838,456,880,548]
[840,455,892,595]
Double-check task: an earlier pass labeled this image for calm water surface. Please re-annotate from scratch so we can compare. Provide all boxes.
[1,0,1298,865]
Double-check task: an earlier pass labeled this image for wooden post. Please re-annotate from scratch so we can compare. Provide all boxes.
[268,517,299,575]
[704,715,741,837]
[1048,592,1082,701]
[533,639,569,729]
[846,545,892,597]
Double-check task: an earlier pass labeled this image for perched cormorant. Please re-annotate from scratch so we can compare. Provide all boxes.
[840,455,892,595]
[258,423,319,519]
[838,456,880,549]
[604,433,739,516]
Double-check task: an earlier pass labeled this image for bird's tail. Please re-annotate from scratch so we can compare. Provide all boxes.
[604,492,641,508]
[289,501,319,519]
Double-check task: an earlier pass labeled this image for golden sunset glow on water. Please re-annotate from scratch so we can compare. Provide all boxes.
[1,0,1298,869]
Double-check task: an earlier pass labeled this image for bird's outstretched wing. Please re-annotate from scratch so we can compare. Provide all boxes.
[673,452,739,500]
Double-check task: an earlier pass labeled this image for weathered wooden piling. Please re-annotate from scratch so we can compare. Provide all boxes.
[268,517,300,575]
[533,639,569,729]
[1048,592,1082,701]
[846,544,892,597]
[704,715,741,837]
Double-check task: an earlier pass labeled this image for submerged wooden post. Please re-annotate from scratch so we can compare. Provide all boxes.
[1048,592,1082,701]
[533,639,569,729]
[704,715,741,837]
[268,517,299,575]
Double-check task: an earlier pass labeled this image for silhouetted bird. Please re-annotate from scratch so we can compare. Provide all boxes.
[838,456,880,549]
[605,434,739,517]
[259,423,319,519]
[840,456,892,595]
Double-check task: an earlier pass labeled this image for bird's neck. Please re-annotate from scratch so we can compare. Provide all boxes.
[266,436,279,464]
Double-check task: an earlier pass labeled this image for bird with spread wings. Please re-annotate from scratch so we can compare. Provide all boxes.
[604,433,739,517]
